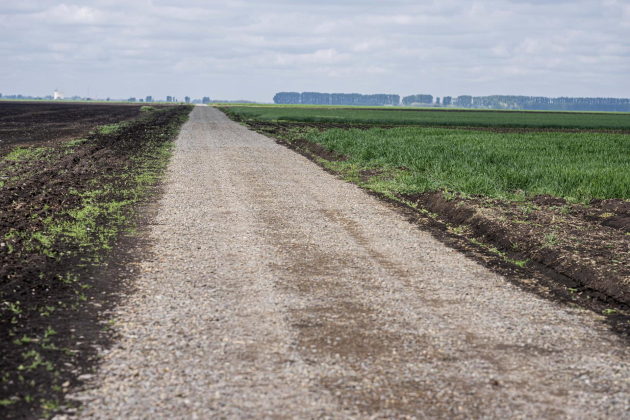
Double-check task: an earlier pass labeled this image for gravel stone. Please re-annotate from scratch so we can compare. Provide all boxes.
[77,106,630,419]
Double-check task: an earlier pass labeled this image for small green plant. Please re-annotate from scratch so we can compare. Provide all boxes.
[603,308,617,315]
[512,259,527,268]
[41,399,60,412]
[65,138,89,147]
[542,232,560,248]
[450,225,465,235]
[44,326,56,338]
[443,189,457,201]
[8,301,22,315]
[13,335,32,346]
[519,204,533,217]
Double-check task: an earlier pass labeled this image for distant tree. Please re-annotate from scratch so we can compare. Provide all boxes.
[0,93,3,99]
[435,97,441,105]
[402,94,433,106]
[443,96,452,106]
[185,96,190,103]
[301,92,331,105]
[146,96,153,103]
[128,97,136,102]
[166,96,172,102]
[202,97,211,104]
[455,95,473,108]
[139,99,144,103]
[273,92,301,104]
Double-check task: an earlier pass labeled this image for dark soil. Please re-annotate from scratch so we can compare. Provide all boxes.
[0,105,191,419]
[245,119,630,135]
[404,192,630,305]
[239,118,630,337]
[0,102,168,155]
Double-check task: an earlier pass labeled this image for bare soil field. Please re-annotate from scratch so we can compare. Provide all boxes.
[0,102,158,155]
[0,105,191,418]
[241,119,630,332]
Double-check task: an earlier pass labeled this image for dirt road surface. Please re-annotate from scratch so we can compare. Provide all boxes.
[75,106,630,419]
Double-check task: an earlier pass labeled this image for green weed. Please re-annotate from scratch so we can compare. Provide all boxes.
[542,233,561,248]
[97,124,121,135]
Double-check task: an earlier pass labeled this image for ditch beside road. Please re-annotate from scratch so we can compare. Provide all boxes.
[76,106,630,419]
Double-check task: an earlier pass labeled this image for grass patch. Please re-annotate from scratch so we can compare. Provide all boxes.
[5,147,52,162]
[97,124,122,135]
[300,127,630,202]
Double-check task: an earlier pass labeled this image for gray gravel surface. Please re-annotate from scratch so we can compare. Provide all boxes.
[75,106,630,419]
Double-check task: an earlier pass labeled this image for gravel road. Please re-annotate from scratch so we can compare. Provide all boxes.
[75,106,630,419]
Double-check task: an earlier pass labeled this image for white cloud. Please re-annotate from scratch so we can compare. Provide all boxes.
[0,0,628,101]
[275,49,348,66]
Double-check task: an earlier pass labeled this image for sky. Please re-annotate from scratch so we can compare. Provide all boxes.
[1,0,629,102]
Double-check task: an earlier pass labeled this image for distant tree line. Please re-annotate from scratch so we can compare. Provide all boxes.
[450,95,630,112]
[274,92,400,106]
[273,91,630,112]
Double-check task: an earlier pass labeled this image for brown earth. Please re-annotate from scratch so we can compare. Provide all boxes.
[404,192,630,305]
[241,119,630,333]
[0,102,168,155]
[245,119,630,135]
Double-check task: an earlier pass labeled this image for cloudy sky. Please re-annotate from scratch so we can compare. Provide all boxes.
[1,0,629,102]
